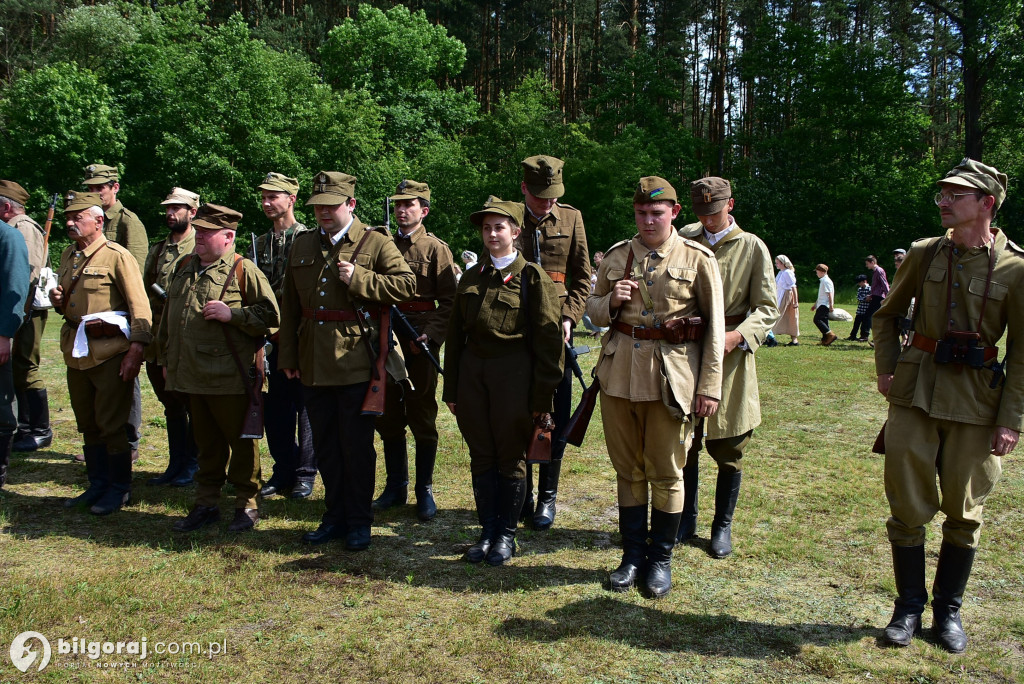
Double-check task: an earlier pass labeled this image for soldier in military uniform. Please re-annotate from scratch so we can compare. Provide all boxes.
[676,177,778,558]
[0,213,29,488]
[516,155,591,531]
[0,181,53,452]
[144,187,200,487]
[586,177,724,597]
[50,191,151,515]
[875,158,1023,654]
[443,197,563,566]
[253,172,316,500]
[373,180,458,521]
[82,163,149,463]
[160,204,279,532]
[279,172,415,551]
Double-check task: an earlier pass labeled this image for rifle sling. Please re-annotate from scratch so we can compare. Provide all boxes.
[217,255,261,405]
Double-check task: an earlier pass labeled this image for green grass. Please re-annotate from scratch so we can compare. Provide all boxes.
[1,296,1022,683]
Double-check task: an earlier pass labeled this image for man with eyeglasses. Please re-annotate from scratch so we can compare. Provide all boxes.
[874,158,1022,654]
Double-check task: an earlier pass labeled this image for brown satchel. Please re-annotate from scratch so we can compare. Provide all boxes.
[216,255,265,439]
[527,414,554,464]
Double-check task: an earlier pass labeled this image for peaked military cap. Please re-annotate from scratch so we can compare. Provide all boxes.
[470,195,524,227]
[522,155,565,199]
[0,180,29,205]
[258,172,300,195]
[306,171,356,206]
[939,158,1007,211]
[82,163,119,185]
[64,191,103,213]
[633,176,678,204]
[390,179,431,203]
[160,187,200,209]
[690,177,732,215]
[192,203,242,232]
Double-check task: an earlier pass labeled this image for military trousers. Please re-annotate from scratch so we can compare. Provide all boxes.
[67,354,133,453]
[145,361,190,424]
[188,393,261,510]
[376,338,440,446]
[550,340,574,462]
[264,343,315,483]
[304,383,376,528]
[686,417,752,474]
[600,392,692,512]
[12,309,47,391]
[455,347,532,480]
[0,356,16,438]
[884,403,1002,549]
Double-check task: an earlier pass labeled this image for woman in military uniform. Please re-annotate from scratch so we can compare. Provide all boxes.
[443,197,563,566]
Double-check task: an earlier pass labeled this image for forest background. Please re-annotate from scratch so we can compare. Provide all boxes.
[2,0,1022,288]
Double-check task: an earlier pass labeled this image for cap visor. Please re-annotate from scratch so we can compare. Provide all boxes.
[525,183,564,199]
[938,176,980,190]
[469,209,514,226]
[305,193,350,206]
[691,199,728,216]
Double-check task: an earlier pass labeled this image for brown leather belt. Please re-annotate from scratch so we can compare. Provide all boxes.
[545,271,566,284]
[611,318,707,342]
[910,333,999,362]
[396,300,436,313]
[301,307,380,322]
[724,314,746,326]
[612,321,664,339]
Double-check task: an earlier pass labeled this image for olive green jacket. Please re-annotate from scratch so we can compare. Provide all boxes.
[104,201,149,269]
[393,227,458,346]
[143,230,196,363]
[517,202,592,324]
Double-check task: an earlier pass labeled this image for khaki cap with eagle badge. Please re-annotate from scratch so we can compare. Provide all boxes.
[690,177,732,216]
[82,164,119,185]
[306,171,356,206]
[390,179,431,203]
[63,191,103,213]
[470,196,524,227]
[522,156,565,199]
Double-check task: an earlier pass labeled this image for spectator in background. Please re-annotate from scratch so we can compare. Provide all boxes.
[893,248,906,270]
[772,255,799,346]
[849,274,871,341]
[582,251,609,337]
[811,263,836,346]
[862,254,889,342]
[461,250,477,273]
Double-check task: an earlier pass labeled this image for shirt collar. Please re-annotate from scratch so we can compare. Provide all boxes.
[322,217,354,246]
[703,216,736,245]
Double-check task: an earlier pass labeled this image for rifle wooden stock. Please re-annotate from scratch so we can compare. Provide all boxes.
[361,308,390,416]
[564,376,600,447]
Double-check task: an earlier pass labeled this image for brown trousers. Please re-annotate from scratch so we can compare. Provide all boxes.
[188,393,261,510]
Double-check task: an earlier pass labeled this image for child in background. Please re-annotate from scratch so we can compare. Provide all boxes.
[848,274,871,341]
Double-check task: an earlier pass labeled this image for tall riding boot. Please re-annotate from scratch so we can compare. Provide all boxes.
[13,389,53,452]
[646,508,682,597]
[414,441,437,521]
[676,461,699,543]
[372,439,408,509]
[487,475,527,566]
[464,470,499,563]
[520,463,535,522]
[532,459,562,530]
[932,541,976,653]
[90,450,132,515]
[64,444,109,507]
[14,390,30,446]
[169,418,198,487]
[148,412,186,485]
[883,544,927,647]
[0,434,12,488]
[709,470,742,558]
[609,505,648,592]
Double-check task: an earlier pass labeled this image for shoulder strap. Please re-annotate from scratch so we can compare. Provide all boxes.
[218,254,247,305]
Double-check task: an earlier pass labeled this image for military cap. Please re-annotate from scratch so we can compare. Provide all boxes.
[893,248,906,256]
[306,171,356,206]
[192,203,242,232]
[633,176,678,204]
[160,187,200,209]
[470,196,524,227]
[939,158,1007,211]
[258,172,300,195]
[690,177,732,215]
[63,191,103,213]
[0,180,30,205]
[522,155,565,199]
[82,163,119,185]
[390,179,431,203]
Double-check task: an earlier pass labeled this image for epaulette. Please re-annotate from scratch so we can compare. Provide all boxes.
[677,221,702,239]
[366,225,390,237]
[425,231,450,247]
[604,238,632,256]
[680,236,715,258]
[1006,238,1024,256]
[555,201,578,211]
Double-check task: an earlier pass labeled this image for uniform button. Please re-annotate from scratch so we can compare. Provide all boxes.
[647,281,654,286]
[641,310,648,316]
[634,343,640,349]
[70,302,76,307]
[318,321,324,326]
[953,282,960,288]
[321,278,327,283]
[648,267,655,273]
[950,302,957,308]
[956,264,963,270]
[319,305,325,310]
[320,291,325,297]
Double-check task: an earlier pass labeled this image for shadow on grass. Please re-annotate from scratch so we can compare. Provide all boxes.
[496,595,877,656]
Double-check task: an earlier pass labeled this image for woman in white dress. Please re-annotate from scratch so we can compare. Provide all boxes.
[773,255,799,345]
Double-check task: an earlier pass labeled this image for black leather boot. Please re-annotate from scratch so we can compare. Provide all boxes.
[372,439,408,509]
[90,450,132,515]
[148,412,186,485]
[65,444,109,507]
[932,541,976,654]
[13,389,52,452]
[676,460,699,543]
[609,505,648,592]
[532,459,561,531]
[0,434,12,488]
[464,471,499,563]
[520,462,535,523]
[883,543,927,647]
[646,508,681,598]
[414,441,437,521]
[709,470,741,558]
[169,425,198,487]
[486,475,527,566]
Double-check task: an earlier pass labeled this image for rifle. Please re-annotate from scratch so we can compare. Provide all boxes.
[250,232,258,265]
[561,344,600,447]
[357,306,391,416]
[384,197,391,234]
[26,194,59,315]
[390,305,443,374]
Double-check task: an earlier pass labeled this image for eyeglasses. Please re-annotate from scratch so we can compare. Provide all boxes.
[934,191,979,206]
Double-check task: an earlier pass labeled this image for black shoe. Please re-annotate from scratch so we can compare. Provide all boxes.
[374,439,409,510]
[371,482,407,510]
[290,481,314,499]
[260,479,291,497]
[519,463,534,523]
[0,435,12,488]
[415,484,437,521]
[676,460,699,543]
[486,475,527,566]
[148,466,180,486]
[65,445,109,508]
[228,508,259,532]
[169,458,197,487]
[13,389,52,452]
[89,450,132,516]
[174,505,221,532]
[345,526,371,551]
[646,508,681,598]
[12,431,52,452]
[883,544,927,647]
[609,505,647,592]
[932,542,976,654]
[709,471,742,558]
[532,460,561,531]
[302,522,345,545]
[465,471,499,563]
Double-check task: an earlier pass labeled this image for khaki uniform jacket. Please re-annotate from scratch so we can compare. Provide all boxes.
[679,221,779,438]
[143,230,196,362]
[104,201,149,269]
[255,222,308,299]
[518,202,591,324]
[278,218,416,386]
[158,251,279,395]
[393,227,458,345]
[56,236,152,370]
[874,227,1024,431]
[587,232,725,416]
[9,213,46,286]
[442,254,564,413]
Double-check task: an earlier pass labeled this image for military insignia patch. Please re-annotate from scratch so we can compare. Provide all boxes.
[702,188,712,203]
[651,188,665,198]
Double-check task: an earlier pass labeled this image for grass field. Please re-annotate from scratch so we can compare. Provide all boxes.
[1,296,1022,683]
